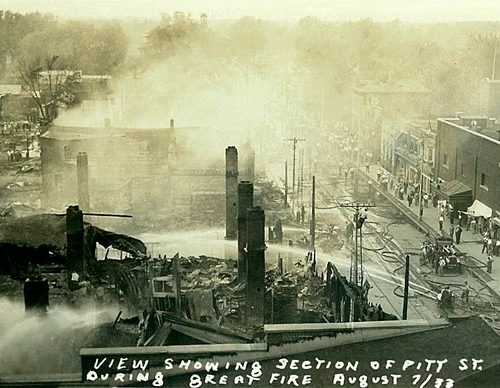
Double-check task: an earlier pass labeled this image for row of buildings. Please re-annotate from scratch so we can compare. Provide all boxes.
[351,79,500,233]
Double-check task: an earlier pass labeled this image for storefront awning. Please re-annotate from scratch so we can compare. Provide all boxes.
[438,180,472,199]
[467,200,493,219]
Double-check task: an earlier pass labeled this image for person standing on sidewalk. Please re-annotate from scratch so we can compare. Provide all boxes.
[455,225,462,244]
[433,193,439,208]
[434,256,440,274]
[486,255,493,274]
[439,257,446,276]
[439,214,444,231]
[478,217,484,235]
[461,281,470,305]
[471,217,477,233]
[481,234,489,253]
[407,192,414,207]
[494,239,500,256]
[423,192,429,207]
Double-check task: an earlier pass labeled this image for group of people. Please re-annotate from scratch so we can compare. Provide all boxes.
[448,224,463,244]
[1,120,32,134]
[437,286,454,309]
[6,149,24,162]
[481,232,500,256]
[374,166,391,191]
[421,241,462,276]
[437,281,471,309]
[467,215,492,235]
[393,177,434,214]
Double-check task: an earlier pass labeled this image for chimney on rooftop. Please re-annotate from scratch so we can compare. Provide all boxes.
[225,146,238,240]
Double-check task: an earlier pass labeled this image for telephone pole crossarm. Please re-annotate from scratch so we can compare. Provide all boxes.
[339,202,377,289]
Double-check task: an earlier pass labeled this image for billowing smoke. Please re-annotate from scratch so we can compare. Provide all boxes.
[54,53,278,164]
[0,298,117,376]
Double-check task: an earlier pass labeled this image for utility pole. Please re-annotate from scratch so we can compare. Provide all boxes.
[284,160,288,207]
[402,254,410,320]
[337,202,376,322]
[492,39,498,81]
[300,150,304,206]
[354,133,360,199]
[310,175,316,250]
[338,202,376,288]
[284,137,306,195]
[418,135,425,221]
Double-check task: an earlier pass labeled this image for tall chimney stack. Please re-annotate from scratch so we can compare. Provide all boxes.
[246,206,266,327]
[240,142,256,182]
[225,146,238,240]
[237,181,253,283]
[244,148,255,182]
[66,205,84,276]
[170,118,174,129]
[76,152,90,212]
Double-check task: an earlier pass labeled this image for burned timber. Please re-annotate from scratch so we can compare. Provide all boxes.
[1,121,471,387]
[1,10,500,386]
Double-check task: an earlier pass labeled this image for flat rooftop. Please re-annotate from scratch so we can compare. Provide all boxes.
[41,125,204,140]
[438,117,500,144]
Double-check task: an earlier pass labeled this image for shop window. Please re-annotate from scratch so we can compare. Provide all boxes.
[480,173,488,189]
[443,153,449,168]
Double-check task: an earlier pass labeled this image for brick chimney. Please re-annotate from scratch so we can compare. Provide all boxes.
[225,146,238,240]
[66,205,84,275]
[237,181,253,283]
[76,152,90,212]
[245,206,266,327]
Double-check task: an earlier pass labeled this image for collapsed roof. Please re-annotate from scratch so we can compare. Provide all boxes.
[0,214,146,257]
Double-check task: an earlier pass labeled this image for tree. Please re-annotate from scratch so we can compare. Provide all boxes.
[18,55,81,125]
[16,19,128,75]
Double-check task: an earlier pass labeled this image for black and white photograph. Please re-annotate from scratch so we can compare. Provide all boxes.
[0,1,499,387]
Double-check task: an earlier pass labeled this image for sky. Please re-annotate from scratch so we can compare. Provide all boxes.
[3,0,500,23]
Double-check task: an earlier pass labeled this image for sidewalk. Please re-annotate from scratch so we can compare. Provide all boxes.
[361,164,500,296]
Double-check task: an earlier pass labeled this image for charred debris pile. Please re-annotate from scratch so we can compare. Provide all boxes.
[110,248,396,347]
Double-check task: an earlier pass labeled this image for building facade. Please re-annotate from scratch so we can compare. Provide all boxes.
[381,118,436,193]
[40,122,176,213]
[435,116,500,219]
[351,81,432,163]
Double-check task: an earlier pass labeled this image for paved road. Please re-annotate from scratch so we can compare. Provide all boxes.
[266,161,500,325]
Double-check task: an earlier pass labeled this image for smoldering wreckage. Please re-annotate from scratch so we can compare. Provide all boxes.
[0,131,407,385]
